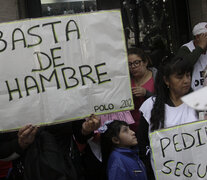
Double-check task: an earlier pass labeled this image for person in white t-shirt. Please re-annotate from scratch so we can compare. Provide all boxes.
[176,22,207,91]
[137,55,199,180]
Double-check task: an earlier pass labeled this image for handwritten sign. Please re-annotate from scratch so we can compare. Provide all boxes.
[0,10,133,131]
[150,120,207,180]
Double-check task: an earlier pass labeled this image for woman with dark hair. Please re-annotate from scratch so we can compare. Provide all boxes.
[137,55,199,179]
[127,48,157,132]
[100,120,147,180]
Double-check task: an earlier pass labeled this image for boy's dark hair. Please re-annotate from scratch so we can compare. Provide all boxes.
[150,55,194,131]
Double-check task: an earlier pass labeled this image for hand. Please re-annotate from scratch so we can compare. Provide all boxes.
[82,114,101,135]
[132,86,146,97]
[196,33,207,50]
[18,124,38,149]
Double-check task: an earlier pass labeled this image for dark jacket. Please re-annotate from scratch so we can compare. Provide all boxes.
[107,147,148,180]
[176,43,204,65]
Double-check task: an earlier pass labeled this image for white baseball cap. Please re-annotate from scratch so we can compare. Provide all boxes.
[192,22,207,36]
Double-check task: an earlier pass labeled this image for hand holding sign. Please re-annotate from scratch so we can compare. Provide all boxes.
[18,124,38,149]
[82,114,101,135]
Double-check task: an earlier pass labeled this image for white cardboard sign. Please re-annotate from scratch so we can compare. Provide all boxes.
[0,10,133,131]
[150,120,207,180]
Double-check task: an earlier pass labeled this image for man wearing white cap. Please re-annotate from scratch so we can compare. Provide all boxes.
[176,22,207,91]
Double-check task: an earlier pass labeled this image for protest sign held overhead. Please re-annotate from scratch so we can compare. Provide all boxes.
[150,120,207,180]
[0,10,133,132]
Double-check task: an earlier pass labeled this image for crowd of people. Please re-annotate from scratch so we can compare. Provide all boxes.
[0,21,207,180]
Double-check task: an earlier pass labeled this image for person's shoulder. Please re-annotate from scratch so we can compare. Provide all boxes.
[179,45,191,52]
[149,67,157,78]
[108,149,128,162]
[149,67,157,73]
[109,149,121,159]
[107,150,123,168]
[139,97,155,123]
[140,96,155,109]
[177,41,192,51]
[179,40,196,52]
[182,40,193,47]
